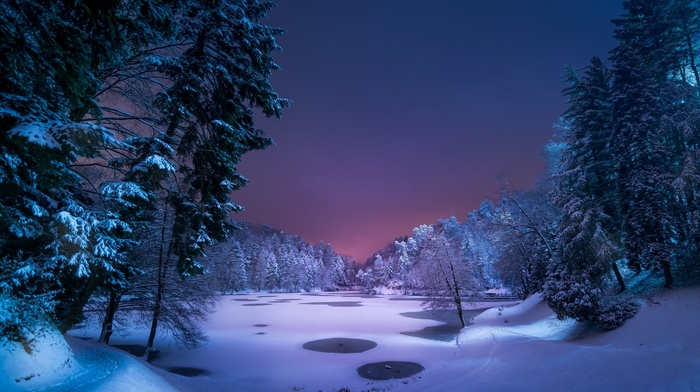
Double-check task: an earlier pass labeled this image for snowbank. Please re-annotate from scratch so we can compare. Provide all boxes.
[1,327,80,391]
[459,293,581,342]
[1,333,176,392]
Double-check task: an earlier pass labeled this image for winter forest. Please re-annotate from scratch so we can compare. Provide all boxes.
[3,0,700,390]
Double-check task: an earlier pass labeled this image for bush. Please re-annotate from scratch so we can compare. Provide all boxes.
[543,266,602,322]
[594,297,640,330]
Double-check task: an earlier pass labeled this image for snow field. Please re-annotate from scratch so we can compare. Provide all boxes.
[7,287,700,392]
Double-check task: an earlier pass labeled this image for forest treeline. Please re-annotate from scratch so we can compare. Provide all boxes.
[3,0,700,360]
[357,0,700,330]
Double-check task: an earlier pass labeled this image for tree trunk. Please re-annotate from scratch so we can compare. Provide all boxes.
[57,275,98,334]
[662,259,673,289]
[98,290,122,345]
[611,259,626,292]
[145,285,162,362]
[627,254,642,274]
[145,252,169,362]
[520,270,530,299]
[682,22,700,84]
[429,234,468,329]
[454,293,466,328]
[145,206,170,362]
[447,259,466,328]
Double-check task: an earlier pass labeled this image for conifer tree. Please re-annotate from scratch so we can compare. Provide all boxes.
[610,0,700,288]
[543,57,629,325]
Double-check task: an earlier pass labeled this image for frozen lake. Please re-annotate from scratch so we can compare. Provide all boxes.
[74,292,502,392]
[60,288,700,392]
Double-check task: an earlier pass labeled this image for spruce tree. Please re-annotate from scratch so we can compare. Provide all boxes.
[544,57,629,325]
[610,0,700,288]
[0,0,144,335]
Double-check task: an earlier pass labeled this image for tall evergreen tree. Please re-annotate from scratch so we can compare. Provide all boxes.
[610,0,700,288]
[543,57,628,325]
[0,0,149,335]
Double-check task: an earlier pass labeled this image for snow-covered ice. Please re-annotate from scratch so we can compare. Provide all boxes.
[102,293,470,392]
[5,287,700,391]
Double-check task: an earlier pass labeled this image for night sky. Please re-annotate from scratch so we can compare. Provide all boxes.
[235,0,624,262]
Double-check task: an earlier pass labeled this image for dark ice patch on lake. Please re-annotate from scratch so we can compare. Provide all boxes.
[357,361,424,380]
[232,298,257,302]
[242,303,272,306]
[389,296,429,302]
[399,309,485,342]
[301,301,363,307]
[341,293,379,299]
[302,338,377,353]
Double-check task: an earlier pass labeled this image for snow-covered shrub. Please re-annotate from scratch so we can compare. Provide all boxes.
[543,265,601,322]
[594,297,640,330]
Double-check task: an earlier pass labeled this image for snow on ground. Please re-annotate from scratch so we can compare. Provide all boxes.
[1,327,79,391]
[5,287,700,391]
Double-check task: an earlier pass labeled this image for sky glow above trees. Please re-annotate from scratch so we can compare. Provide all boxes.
[234,1,625,261]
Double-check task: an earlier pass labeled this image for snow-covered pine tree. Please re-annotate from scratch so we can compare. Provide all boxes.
[394,239,413,287]
[464,208,500,290]
[660,0,700,278]
[149,0,290,279]
[610,0,700,288]
[0,0,151,335]
[543,57,632,326]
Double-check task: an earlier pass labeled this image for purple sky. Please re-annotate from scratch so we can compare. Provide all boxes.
[234,0,624,262]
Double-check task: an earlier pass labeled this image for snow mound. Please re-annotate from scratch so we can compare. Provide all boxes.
[473,293,548,325]
[1,328,80,391]
[0,334,176,392]
[459,293,580,343]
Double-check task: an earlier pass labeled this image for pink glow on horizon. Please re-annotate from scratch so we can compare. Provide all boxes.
[232,1,623,262]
